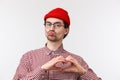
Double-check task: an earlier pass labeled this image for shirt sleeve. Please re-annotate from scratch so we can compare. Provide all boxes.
[13,52,48,80]
[80,68,102,80]
[77,56,102,80]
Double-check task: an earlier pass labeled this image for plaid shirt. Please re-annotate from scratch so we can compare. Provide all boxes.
[13,44,101,80]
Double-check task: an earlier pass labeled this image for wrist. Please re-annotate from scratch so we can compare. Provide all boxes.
[78,68,87,75]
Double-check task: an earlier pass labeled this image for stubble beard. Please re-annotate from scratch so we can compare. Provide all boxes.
[47,35,58,42]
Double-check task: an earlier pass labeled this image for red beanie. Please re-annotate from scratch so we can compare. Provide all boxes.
[44,8,70,27]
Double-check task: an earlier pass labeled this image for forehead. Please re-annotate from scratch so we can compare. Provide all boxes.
[46,18,64,23]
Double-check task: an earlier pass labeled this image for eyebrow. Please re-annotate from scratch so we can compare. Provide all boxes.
[45,21,51,23]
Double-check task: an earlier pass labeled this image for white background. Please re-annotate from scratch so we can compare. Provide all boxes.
[0,0,120,80]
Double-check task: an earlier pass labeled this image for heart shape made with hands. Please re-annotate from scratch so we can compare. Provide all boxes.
[55,61,72,69]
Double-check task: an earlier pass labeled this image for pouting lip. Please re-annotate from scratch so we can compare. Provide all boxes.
[48,31,55,36]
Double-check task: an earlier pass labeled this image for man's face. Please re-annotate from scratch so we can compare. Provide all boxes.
[44,18,69,42]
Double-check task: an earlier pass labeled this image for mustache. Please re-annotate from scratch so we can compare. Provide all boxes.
[47,30,56,36]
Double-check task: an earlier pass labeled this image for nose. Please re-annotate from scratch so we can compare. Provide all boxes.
[50,25,55,30]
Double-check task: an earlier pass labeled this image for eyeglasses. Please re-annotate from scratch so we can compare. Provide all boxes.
[44,22,64,29]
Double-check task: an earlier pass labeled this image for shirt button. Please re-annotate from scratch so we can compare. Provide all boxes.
[41,75,44,78]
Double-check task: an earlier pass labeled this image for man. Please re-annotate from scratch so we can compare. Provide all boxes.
[13,8,101,80]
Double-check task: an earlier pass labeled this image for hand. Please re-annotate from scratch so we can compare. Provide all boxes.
[41,56,66,70]
[61,55,87,75]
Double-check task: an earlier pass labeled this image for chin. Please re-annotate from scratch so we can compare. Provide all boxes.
[47,37,57,42]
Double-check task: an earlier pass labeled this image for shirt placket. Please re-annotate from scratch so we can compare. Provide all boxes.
[41,70,49,80]
[49,51,60,80]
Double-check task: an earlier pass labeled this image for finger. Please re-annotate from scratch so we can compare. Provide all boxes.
[66,55,74,60]
[66,55,79,66]
[66,55,75,62]
[56,56,66,62]
[61,67,74,72]
[52,56,66,64]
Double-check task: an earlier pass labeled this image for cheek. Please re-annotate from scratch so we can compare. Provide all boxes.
[45,28,49,32]
[57,29,67,35]
[44,29,48,35]
[57,31,66,37]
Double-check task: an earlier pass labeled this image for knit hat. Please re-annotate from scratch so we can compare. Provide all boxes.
[44,8,70,27]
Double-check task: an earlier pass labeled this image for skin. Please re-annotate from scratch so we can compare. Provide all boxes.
[41,18,86,75]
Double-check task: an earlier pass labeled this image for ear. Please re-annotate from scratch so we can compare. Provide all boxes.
[65,28,69,34]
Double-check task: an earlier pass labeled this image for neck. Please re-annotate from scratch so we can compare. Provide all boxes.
[46,40,62,51]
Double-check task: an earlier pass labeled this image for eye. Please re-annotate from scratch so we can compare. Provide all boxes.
[45,22,52,26]
[54,23,61,27]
